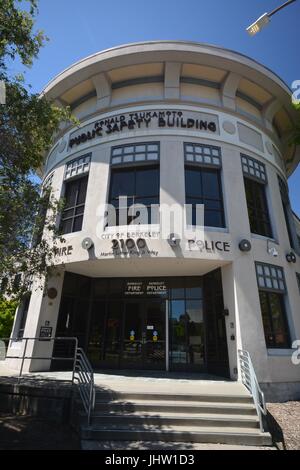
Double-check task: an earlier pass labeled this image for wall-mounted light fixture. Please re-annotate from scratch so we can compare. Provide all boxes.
[81,237,94,250]
[286,252,297,263]
[238,239,251,252]
[167,233,181,247]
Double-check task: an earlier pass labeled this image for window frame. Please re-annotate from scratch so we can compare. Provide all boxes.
[108,163,160,227]
[17,293,31,339]
[243,176,273,238]
[185,164,225,228]
[60,174,89,234]
[278,175,299,252]
[296,273,300,295]
[111,142,160,166]
[255,262,291,349]
[258,290,291,349]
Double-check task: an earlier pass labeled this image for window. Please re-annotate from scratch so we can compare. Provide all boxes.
[296,273,300,294]
[184,143,221,167]
[17,294,31,339]
[33,190,51,247]
[241,156,272,238]
[278,176,297,250]
[65,154,91,180]
[185,167,225,227]
[111,143,159,165]
[184,144,224,228]
[256,262,290,349]
[241,154,267,182]
[108,162,159,226]
[60,176,88,234]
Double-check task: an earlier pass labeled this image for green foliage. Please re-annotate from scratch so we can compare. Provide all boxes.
[0,1,77,300]
[292,102,300,146]
[0,0,46,69]
[0,296,17,338]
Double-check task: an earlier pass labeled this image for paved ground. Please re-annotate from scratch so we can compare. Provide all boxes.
[0,364,250,396]
[0,413,80,450]
[81,440,275,450]
[267,401,300,450]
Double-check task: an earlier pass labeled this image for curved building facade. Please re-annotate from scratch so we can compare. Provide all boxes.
[8,42,300,400]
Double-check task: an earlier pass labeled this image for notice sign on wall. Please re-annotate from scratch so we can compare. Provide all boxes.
[39,326,53,340]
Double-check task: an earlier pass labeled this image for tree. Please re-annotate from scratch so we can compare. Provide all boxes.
[0,296,17,338]
[0,0,75,300]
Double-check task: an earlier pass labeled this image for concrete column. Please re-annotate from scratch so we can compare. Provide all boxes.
[262,98,282,132]
[221,264,240,381]
[6,269,66,373]
[221,72,241,110]
[164,62,181,100]
[220,143,270,381]
[159,138,185,207]
[92,73,111,110]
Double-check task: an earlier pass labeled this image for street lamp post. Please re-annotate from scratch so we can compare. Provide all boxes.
[246,0,297,36]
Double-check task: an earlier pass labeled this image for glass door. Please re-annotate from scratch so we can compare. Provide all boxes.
[121,300,143,368]
[144,300,166,369]
[121,299,166,369]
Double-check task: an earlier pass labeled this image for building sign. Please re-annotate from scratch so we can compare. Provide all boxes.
[125,280,167,296]
[98,234,231,257]
[187,240,231,252]
[69,110,219,148]
[146,281,167,296]
[125,281,144,296]
[54,245,73,257]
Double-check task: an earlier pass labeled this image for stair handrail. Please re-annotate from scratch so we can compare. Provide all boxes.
[73,347,95,426]
[238,349,267,432]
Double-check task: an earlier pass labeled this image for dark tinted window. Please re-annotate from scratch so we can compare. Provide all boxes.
[259,291,290,348]
[18,294,31,339]
[244,177,272,237]
[60,176,88,234]
[185,167,225,227]
[108,166,159,226]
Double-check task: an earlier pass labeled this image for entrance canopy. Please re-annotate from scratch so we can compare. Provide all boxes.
[64,257,230,278]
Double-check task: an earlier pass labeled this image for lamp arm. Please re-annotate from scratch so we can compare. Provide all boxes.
[268,0,297,18]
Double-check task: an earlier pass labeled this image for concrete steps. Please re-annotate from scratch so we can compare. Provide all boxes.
[78,387,272,447]
[93,400,257,415]
[81,425,272,446]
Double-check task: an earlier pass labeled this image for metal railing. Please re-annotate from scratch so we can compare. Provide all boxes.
[73,347,95,425]
[1,336,95,425]
[0,336,78,382]
[238,349,267,432]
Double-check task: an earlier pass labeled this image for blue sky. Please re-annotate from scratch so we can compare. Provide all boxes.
[14,0,300,214]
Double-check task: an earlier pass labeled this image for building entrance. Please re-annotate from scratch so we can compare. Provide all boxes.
[53,271,229,376]
[121,299,165,369]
